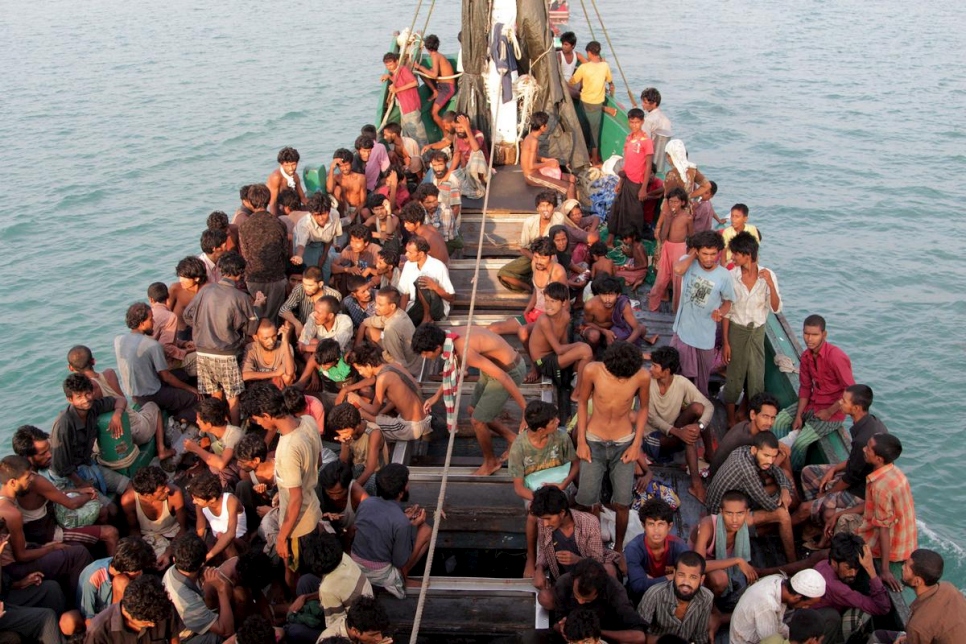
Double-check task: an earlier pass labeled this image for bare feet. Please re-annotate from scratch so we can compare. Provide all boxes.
[644,334,660,346]
[641,352,652,361]
[603,106,617,117]
[158,447,177,461]
[689,484,708,504]
[473,458,503,476]
[523,560,535,578]
[524,367,540,384]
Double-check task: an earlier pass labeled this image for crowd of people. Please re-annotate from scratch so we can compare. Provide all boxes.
[0,28,961,644]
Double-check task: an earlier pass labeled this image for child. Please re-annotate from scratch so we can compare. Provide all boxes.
[692,180,727,232]
[588,241,615,279]
[361,194,400,247]
[564,609,604,644]
[720,203,761,268]
[615,228,649,291]
[190,471,247,564]
[184,397,243,489]
[648,187,693,312]
[508,400,579,577]
[623,498,689,604]
[328,402,388,491]
[297,339,375,409]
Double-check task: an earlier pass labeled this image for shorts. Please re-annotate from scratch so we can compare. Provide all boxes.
[470,359,527,423]
[435,81,456,107]
[575,436,636,507]
[515,309,543,325]
[196,352,245,397]
[643,430,682,463]
[374,414,431,442]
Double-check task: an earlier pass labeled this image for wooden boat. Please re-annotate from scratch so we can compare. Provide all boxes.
[364,3,911,642]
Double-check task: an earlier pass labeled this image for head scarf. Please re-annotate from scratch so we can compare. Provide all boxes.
[558,198,583,228]
[665,139,696,184]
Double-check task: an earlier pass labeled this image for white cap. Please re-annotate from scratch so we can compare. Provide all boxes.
[790,569,827,598]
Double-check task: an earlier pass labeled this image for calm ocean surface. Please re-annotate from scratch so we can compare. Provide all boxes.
[3,0,964,586]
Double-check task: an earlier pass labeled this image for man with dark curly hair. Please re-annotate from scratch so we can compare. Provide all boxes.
[162,534,234,643]
[77,536,156,623]
[85,574,176,644]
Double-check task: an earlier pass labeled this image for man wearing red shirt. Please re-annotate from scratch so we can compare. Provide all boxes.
[784,314,854,468]
[381,52,429,148]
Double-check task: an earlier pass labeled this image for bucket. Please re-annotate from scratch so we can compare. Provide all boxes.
[96,411,140,470]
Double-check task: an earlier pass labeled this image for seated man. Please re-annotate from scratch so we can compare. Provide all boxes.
[451,112,489,199]
[120,466,188,568]
[398,236,456,325]
[279,266,342,340]
[233,433,276,536]
[414,324,528,476]
[350,464,431,599]
[67,344,173,459]
[316,461,369,541]
[50,374,133,506]
[509,401,580,576]
[399,201,450,265]
[540,558,646,643]
[267,146,306,215]
[730,569,826,644]
[691,490,758,609]
[710,391,787,479]
[637,552,715,644]
[163,534,235,644]
[185,397,244,489]
[345,343,431,442]
[77,536,156,623]
[624,498,690,603]
[644,346,714,503]
[530,487,621,598]
[318,595,391,642]
[331,224,382,295]
[11,425,118,554]
[521,111,577,199]
[355,286,421,376]
[527,282,593,403]
[706,432,797,564]
[361,193,401,248]
[326,148,367,221]
[762,610,827,644]
[189,472,248,565]
[579,274,656,351]
[0,455,94,602]
[341,275,377,329]
[574,342,651,552]
[115,301,201,424]
[497,191,567,292]
[242,318,296,389]
[329,402,387,491]
[85,574,177,644]
[298,296,355,355]
[811,534,891,644]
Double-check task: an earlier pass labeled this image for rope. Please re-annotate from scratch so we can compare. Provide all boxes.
[408,74,506,644]
[586,0,637,107]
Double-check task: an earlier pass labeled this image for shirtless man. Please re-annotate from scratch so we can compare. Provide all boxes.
[527,282,592,402]
[520,111,577,200]
[326,148,367,221]
[399,201,450,265]
[648,187,692,312]
[579,275,655,352]
[267,147,306,216]
[414,34,457,132]
[488,237,567,381]
[574,341,650,551]
[345,343,431,442]
[413,324,529,476]
[167,256,209,340]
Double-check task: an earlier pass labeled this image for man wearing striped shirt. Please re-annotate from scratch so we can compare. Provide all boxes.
[637,551,714,644]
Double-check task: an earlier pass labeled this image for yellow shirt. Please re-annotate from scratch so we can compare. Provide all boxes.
[570,61,612,105]
[722,223,761,263]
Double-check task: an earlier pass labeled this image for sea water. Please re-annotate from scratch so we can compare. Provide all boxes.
[2,0,964,588]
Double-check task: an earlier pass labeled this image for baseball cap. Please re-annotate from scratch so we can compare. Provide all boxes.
[790,569,826,598]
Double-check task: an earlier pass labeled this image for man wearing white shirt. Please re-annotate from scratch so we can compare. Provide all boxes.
[398,236,455,325]
[640,87,673,140]
[721,231,782,427]
[298,296,354,355]
[730,570,826,644]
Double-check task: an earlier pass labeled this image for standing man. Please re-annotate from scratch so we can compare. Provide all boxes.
[574,341,650,553]
[115,302,200,424]
[398,236,456,325]
[637,552,714,644]
[267,147,306,216]
[241,384,323,588]
[497,191,566,292]
[183,251,260,425]
[520,112,578,200]
[239,183,289,323]
[671,230,735,399]
[722,231,782,427]
[787,314,855,469]
[569,41,615,165]
[608,108,652,242]
[355,286,422,376]
[640,87,672,140]
[382,52,429,148]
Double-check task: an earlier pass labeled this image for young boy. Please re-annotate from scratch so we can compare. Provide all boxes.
[361,193,400,247]
[568,41,616,165]
[608,108,652,244]
[648,187,693,312]
[233,433,276,535]
[615,228,650,291]
[413,34,456,134]
[341,274,377,329]
[509,400,579,576]
[692,180,726,233]
[720,203,761,267]
[588,241,615,279]
[189,471,247,564]
[691,490,757,607]
[623,498,689,603]
[563,609,603,644]
[120,466,188,567]
[528,282,594,404]
[184,397,244,489]
[328,402,388,491]
[381,52,429,148]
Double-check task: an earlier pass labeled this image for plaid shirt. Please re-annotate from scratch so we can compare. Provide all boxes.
[858,464,917,561]
[536,509,621,581]
[706,446,794,514]
[638,580,714,644]
[424,203,458,242]
[279,283,342,324]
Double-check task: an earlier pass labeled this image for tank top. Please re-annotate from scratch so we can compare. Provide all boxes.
[532,268,554,311]
[135,494,180,538]
[202,493,248,538]
[558,51,578,81]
